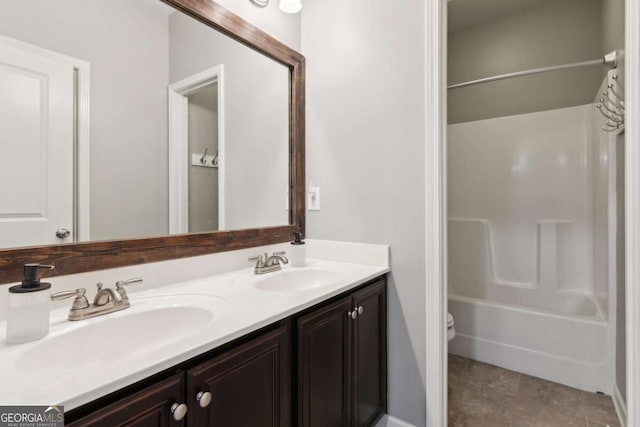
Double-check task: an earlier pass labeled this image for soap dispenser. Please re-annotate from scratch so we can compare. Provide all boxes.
[290,231,306,267]
[6,263,55,344]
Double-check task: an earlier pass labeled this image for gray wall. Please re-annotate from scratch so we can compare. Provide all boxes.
[188,85,219,233]
[448,0,605,123]
[169,12,290,231]
[302,0,427,424]
[0,0,171,240]
[603,0,625,63]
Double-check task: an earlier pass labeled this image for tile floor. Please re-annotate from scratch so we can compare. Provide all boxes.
[448,354,621,427]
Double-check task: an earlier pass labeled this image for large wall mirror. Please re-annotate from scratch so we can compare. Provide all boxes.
[0,0,305,283]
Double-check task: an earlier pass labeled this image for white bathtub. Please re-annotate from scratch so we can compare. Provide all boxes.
[448,293,614,393]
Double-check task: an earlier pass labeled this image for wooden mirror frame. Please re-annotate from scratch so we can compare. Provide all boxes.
[0,0,305,285]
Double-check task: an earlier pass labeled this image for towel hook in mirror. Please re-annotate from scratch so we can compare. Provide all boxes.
[200,148,209,165]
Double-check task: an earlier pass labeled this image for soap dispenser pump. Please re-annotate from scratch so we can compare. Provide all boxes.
[290,231,306,267]
[6,263,55,344]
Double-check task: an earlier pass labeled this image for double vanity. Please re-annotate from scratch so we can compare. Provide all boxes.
[0,240,389,426]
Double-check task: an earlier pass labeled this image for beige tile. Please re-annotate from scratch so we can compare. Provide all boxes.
[448,354,470,394]
[461,360,521,396]
[511,394,587,427]
[448,386,514,427]
[517,374,586,418]
[581,392,621,426]
[449,353,470,376]
[449,413,510,427]
[511,411,587,427]
[586,419,621,427]
[447,358,608,427]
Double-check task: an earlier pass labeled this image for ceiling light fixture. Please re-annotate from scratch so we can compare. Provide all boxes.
[249,0,302,13]
[279,0,302,13]
[250,0,269,7]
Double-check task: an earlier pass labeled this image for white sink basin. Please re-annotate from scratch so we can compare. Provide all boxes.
[14,294,227,381]
[253,268,341,291]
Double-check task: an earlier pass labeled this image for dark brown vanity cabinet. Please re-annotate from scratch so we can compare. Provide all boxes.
[298,279,387,427]
[67,277,386,427]
[186,326,291,426]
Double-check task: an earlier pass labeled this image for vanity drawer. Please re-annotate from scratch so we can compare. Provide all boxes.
[67,373,186,427]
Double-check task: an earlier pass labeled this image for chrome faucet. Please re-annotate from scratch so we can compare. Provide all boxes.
[249,252,289,274]
[51,278,143,321]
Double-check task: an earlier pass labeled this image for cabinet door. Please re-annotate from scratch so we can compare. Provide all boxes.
[67,374,186,427]
[352,279,387,427]
[298,296,353,427]
[186,325,291,427]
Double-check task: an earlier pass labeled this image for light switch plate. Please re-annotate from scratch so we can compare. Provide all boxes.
[308,185,320,211]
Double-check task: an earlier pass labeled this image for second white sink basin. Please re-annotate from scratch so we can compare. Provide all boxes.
[254,268,340,292]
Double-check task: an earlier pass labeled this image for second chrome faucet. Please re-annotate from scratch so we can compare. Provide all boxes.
[249,252,289,274]
[51,278,143,321]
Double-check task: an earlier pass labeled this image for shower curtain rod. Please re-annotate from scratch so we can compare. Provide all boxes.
[447,50,618,90]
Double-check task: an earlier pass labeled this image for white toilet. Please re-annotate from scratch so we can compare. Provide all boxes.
[447,312,455,341]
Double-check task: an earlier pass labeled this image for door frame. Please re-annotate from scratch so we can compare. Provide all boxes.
[168,65,225,234]
[426,1,640,425]
[424,0,447,425]
[624,1,640,425]
[0,34,91,242]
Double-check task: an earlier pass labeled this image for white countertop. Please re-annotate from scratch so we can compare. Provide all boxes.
[0,246,388,410]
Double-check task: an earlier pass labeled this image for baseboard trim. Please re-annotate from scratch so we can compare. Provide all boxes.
[613,383,627,426]
[375,414,416,427]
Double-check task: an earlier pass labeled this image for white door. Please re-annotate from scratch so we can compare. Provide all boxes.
[0,38,75,248]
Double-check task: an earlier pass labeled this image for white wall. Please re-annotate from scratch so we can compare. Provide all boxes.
[169,11,290,231]
[302,0,427,424]
[0,0,171,240]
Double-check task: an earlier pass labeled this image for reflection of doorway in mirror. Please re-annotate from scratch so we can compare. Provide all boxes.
[168,65,225,234]
[0,35,90,248]
[187,84,219,233]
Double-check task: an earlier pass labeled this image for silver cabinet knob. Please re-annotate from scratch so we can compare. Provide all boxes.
[349,310,358,320]
[170,403,188,421]
[196,391,212,408]
[358,306,364,315]
[56,228,71,239]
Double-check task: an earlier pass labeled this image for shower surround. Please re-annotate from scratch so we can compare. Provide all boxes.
[448,101,618,393]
